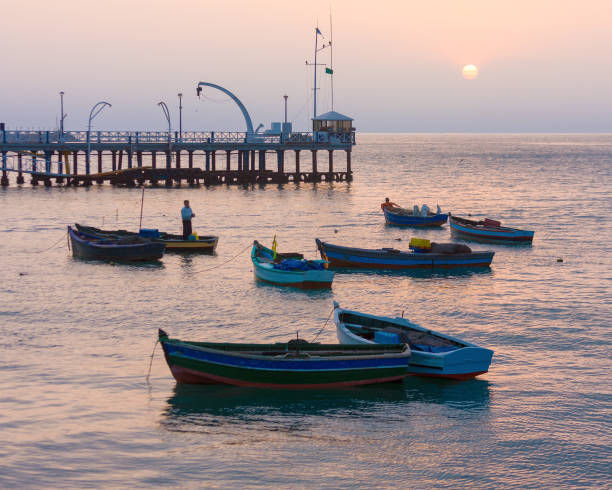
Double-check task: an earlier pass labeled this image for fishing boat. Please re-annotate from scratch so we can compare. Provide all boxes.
[449,215,534,243]
[75,223,218,252]
[382,203,448,227]
[252,240,334,289]
[333,303,493,379]
[158,329,411,388]
[68,226,165,261]
[316,239,494,269]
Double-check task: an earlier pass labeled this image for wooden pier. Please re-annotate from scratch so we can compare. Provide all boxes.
[0,129,354,187]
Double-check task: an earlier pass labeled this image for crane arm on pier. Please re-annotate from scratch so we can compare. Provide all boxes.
[196,82,254,136]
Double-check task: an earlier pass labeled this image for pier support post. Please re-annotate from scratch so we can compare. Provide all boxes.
[17,153,24,184]
[1,152,8,187]
[118,151,123,170]
[98,151,103,174]
[237,151,243,172]
[127,151,133,169]
[251,150,256,171]
[44,151,52,174]
[151,152,156,169]
[259,150,266,173]
[205,151,210,172]
[243,151,249,174]
[73,151,79,179]
[165,151,172,187]
[111,151,117,171]
[277,150,284,176]
[328,150,334,177]
[311,150,318,181]
[346,150,352,180]
[137,151,143,168]
[188,150,194,169]
[211,151,216,172]
[226,150,231,172]
[176,150,181,169]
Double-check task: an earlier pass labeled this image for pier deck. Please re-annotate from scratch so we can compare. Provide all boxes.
[0,130,354,187]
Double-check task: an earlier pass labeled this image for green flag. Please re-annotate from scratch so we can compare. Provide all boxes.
[325,67,333,74]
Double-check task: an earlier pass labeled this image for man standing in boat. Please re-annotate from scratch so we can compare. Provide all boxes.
[181,200,195,240]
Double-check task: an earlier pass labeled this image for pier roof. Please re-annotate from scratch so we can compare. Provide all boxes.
[313,111,353,121]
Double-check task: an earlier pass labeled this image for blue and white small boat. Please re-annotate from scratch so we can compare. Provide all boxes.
[333,302,494,379]
[316,239,494,269]
[450,215,534,243]
[382,205,448,227]
[68,226,165,261]
[252,240,334,289]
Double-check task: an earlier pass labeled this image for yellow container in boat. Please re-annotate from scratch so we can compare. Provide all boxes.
[409,238,431,248]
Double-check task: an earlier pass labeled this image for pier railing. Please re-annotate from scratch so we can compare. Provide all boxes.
[1,130,355,146]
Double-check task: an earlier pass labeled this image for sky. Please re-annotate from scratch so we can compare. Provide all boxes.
[1,0,611,132]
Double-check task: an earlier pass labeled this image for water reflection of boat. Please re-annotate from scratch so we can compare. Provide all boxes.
[161,378,491,428]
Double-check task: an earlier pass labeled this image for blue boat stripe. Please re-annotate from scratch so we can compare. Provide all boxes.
[165,344,408,371]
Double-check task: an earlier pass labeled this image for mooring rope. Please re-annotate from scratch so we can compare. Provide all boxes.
[19,231,69,254]
[191,243,252,274]
[145,339,159,384]
[311,306,335,343]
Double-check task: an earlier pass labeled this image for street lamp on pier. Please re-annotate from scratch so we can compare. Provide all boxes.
[86,101,111,175]
[283,95,288,124]
[59,91,66,141]
[158,102,172,168]
[177,93,183,140]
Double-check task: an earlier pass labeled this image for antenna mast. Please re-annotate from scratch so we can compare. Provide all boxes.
[330,9,334,111]
[313,25,319,119]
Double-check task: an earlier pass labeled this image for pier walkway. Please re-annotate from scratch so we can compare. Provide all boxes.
[0,130,354,187]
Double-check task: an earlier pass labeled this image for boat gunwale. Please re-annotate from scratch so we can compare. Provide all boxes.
[161,337,410,362]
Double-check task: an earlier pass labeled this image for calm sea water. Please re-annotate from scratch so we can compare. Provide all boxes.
[0,134,610,488]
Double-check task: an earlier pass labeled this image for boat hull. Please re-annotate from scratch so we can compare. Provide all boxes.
[449,216,534,243]
[383,207,448,227]
[68,226,165,261]
[316,239,494,269]
[160,337,411,389]
[334,305,493,379]
[75,224,218,251]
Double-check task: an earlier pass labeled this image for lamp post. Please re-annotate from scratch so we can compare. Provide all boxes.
[177,93,183,140]
[59,91,66,141]
[86,101,111,175]
[158,102,172,168]
[283,95,288,124]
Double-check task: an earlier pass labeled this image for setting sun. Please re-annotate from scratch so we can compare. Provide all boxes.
[462,64,479,80]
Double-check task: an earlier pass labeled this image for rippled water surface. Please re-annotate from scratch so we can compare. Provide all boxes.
[1,134,610,488]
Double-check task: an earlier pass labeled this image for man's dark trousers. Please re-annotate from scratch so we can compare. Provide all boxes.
[182,220,192,240]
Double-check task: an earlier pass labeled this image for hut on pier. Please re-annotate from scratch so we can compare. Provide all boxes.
[313,111,355,145]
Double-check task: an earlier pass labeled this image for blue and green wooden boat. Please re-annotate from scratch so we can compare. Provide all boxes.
[158,329,411,388]
[252,240,334,289]
[333,303,494,380]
